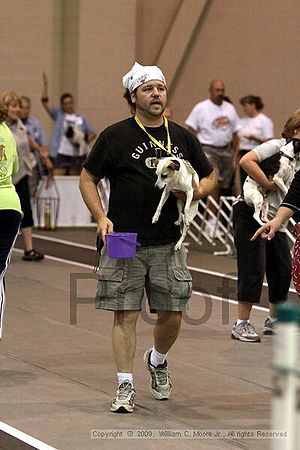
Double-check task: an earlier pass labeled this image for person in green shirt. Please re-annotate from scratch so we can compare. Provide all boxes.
[0,101,22,340]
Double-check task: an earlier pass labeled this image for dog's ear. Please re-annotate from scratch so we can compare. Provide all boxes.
[168,160,181,171]
[293,139,300,154]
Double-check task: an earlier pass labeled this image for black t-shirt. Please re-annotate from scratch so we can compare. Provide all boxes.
[83,117,213,245]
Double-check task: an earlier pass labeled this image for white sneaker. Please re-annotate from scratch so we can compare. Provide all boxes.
[110,380,135,413]
[231,321,261,342]
[144,349,172,400]
[204,218,222,238]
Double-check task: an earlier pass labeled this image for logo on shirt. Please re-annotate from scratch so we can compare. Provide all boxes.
[212,116,230,130]
[0,144,8,178]
[131,139,183,162]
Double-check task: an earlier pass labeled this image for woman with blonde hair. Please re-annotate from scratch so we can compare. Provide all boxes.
[2,91,44,261]
[0,100,22,338]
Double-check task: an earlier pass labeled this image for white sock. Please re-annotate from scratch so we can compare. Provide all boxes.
[150,347,167,367]
[117,372,133,385]
[236,319,249,326]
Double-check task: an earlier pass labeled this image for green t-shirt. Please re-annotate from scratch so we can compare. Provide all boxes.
[0,122,22,214]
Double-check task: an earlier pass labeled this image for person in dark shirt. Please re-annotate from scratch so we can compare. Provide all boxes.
[79,62,216,413]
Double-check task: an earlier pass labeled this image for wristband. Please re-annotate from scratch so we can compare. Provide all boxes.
[41,97,48,103]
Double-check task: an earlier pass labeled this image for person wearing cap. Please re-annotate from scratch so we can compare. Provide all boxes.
[79,62,216,413]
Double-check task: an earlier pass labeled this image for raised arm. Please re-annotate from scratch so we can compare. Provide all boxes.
[41,72,53,117]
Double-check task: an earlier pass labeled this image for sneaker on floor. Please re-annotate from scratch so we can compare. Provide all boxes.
[231,321,261,342]
[204,218,223,239]
[22,249,44,261]
[110,380,135,413]
[263,317,277,335]
[143,349,172,400]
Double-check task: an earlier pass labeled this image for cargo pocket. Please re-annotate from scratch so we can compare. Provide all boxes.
[96,267,124,305]
[170,267,192,299]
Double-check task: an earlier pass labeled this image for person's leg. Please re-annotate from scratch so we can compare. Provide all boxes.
[0,210,21,339]
[264,232,292,334]
[21,227,33,252]
[15,176,44,261]
[232,201,264,342]
[144,244,191,399]
[96,246,147,413]
[237,301,253,321]
[154,310,182,355]
[112,310,140,373]
[110,309,140,413]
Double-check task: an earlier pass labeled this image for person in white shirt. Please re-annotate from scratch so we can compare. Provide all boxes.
[185,80,241,234]
[186,80,241,197]
[238,95,274,188]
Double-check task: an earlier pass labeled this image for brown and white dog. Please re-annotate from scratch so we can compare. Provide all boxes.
[152,157,199,250]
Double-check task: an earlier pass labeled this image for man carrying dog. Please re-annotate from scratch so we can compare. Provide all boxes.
[79,62,216,413]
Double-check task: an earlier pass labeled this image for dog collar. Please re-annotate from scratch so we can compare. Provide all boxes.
[135,115,172,155]
[280,151,294,162]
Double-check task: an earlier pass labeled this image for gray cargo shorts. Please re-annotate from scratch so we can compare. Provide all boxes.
[202,144,233,189]
[95,243,192,312]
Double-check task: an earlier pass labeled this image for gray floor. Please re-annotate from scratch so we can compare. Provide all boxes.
[0,231,289,450]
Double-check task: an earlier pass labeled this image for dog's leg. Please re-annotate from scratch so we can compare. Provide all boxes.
[252,195,265,225]
[174,224,188,250]
[261,200,269,223]
[183,189,194,224]
[152,188,170,223]
[273,175,288,194]
[174,200,184,226]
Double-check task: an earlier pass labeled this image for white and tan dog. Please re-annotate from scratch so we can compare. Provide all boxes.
[243,140,300,224]
[273,140,300,194]
[152,157,199,250]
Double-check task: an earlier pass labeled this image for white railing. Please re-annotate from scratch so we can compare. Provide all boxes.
[188,195,296,256]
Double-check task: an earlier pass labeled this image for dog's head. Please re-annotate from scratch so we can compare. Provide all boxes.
[293,138,300,155]
[155,157,181,189]
[259,153,281,178]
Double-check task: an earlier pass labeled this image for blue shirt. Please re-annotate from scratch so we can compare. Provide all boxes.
[22,115,47,146]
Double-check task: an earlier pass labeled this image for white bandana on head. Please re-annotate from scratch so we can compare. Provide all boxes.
[122,62,166,93]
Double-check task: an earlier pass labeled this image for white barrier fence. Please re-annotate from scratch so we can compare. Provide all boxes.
[187,195,296,256]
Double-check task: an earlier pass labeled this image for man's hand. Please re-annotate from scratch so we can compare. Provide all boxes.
[42,72,48,86]
[97,215,114,244]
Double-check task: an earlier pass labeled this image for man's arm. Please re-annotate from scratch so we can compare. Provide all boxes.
[79,168,113,242]
[173,169,217,201]
[195,169,217,199]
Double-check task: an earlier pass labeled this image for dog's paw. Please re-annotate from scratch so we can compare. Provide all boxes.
[152,213,160,224]
[253,213,264,225]
[174,242,181,251]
